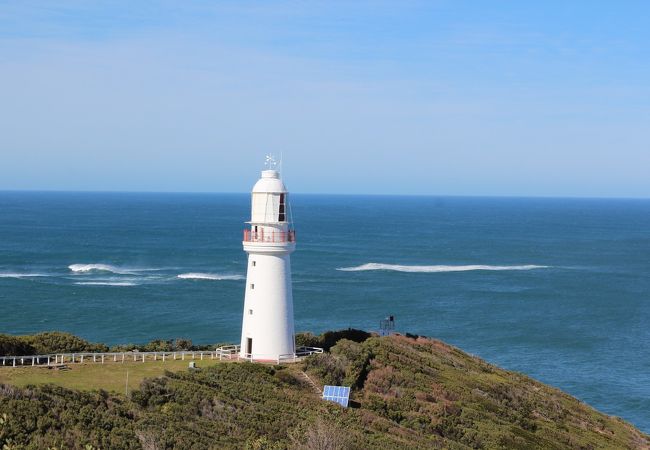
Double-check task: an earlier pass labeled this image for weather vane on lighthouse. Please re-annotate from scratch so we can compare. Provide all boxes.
[264,154,278,169]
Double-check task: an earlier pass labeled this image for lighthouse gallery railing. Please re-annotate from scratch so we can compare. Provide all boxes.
[243,229,296,243]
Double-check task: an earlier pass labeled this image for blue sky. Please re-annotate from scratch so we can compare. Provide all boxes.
[1,1,649,196]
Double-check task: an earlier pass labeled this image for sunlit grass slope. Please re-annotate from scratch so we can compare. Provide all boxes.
[0,359,221,393]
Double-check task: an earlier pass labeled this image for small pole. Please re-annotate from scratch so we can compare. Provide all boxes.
[125,370,129,397]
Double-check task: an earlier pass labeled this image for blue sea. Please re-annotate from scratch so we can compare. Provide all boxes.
[0,192,648,432]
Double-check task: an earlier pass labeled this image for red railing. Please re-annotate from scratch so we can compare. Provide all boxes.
[243,229,296,243]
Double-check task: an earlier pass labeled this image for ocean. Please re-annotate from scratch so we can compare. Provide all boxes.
[0,191,648,432]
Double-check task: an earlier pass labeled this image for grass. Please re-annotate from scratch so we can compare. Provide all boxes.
[0,358,224,394]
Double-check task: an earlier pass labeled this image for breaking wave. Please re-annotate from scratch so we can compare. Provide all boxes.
[336,263,549,273]
[0,272,49,279]
[177,273,244,281]
[68,264,156,275]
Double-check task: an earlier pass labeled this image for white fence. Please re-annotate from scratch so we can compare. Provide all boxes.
[0,350,221,368]
[217,345,323,364]
[0,346,324,368]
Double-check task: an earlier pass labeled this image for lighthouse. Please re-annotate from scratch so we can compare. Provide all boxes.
[239,160,296,361]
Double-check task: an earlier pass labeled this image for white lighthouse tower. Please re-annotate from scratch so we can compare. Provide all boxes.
[239,158,296,361]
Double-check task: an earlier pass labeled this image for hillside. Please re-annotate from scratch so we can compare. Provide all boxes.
[1,331,648,449]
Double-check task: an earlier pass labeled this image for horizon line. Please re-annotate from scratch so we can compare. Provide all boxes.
[0,188,648,201]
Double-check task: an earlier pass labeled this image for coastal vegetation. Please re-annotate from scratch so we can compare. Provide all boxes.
[0,330,648,449]
[0,332,216,356]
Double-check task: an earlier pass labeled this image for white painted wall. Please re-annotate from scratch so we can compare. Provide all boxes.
[239,169,296,361]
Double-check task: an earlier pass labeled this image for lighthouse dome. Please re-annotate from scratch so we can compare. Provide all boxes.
[250,170,290,224]
[252,170,287,194]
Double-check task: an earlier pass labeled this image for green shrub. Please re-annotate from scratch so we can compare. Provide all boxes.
[330,339,373,389]
[303,353,347,386]
[23,332,109,354]
[0,335,35,356]
[295,328,372,351]
[295,332,320,348]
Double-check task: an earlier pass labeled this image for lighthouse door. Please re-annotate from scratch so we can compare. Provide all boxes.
[246,338,253,356]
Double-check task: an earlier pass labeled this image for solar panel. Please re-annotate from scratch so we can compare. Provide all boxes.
[322,385,350,407]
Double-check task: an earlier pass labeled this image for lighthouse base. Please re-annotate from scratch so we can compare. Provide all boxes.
[215,345,324,364]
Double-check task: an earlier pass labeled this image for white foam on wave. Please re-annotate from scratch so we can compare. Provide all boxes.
[68,264,157,275]
[337,263,549,273]
[75,281,138,286]
[0,272,49,279]
[177,273,244,281]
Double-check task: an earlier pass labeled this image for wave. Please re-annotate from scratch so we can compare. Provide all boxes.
[336,263,549,273]
[75,281,138,286]
[68,264,156,275]
[177,273,244,281]
[0,272,49,279]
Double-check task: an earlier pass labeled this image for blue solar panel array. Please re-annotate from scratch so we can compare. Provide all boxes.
[322,385,351,407]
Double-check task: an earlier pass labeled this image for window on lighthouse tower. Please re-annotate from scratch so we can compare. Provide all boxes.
[278,194,286,222]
